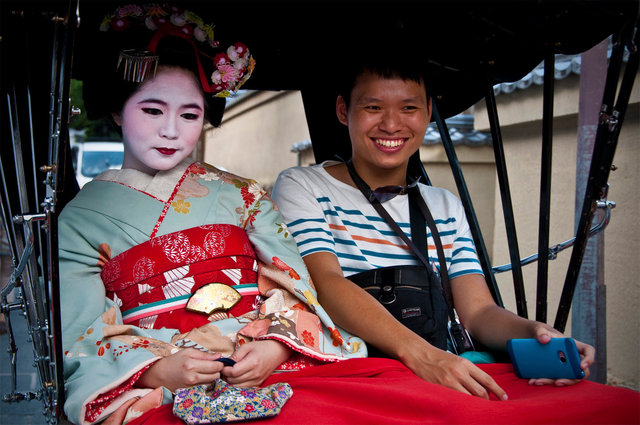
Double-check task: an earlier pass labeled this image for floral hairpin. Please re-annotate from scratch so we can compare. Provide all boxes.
[100,3,255,97]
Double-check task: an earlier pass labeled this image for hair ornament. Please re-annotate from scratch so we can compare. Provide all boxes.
[116,49,159,83]
[100,3,254,97]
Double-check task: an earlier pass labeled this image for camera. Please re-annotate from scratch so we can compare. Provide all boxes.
[448,319,475,355]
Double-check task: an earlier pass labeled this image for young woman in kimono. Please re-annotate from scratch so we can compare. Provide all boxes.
[58,5,365,424]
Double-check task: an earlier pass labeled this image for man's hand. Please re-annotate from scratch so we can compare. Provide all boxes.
[400,339,508,400]
[527,324,594,387]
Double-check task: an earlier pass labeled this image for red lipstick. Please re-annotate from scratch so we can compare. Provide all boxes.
[156,148,177,155]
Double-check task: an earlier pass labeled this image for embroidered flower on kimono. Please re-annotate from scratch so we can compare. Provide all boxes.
[200,171,220,181]
[172,199,191,214]
[131,338,150,349]
[301,330,315,346]
[244,404,255,413]
[248,182,264,198]
[96,341,111,357]
[275,222,290,238]
[239,185,256,207]
[189,164,208,175]
[329,327,344,347]
[291,301,307,311]
[303,289,320,307]
[246,208,260,226]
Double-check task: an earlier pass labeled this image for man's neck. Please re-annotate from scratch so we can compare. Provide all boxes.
[352,160,408,190]
[325,160,408,190]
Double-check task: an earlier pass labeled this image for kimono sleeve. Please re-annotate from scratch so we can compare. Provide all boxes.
[241,185,367,359]
[58,203,176,424]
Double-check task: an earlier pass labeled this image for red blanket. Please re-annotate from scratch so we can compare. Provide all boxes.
[128,358,640,424]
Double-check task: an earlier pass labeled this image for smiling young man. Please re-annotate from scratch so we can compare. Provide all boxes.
[271,52,595,400]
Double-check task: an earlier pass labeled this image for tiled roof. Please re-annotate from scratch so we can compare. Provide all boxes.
[424,114,492,146]
[493,41,627,96]
[493,54,582,95]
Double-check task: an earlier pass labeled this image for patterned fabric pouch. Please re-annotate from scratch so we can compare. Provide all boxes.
[173,379,293,423]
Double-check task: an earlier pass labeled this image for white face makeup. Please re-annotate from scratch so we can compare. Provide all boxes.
[113,66,205,175]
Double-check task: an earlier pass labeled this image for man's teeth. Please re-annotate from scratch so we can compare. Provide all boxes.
[375,139,404,148]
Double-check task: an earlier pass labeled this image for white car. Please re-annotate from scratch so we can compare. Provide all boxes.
[73,141,124,188]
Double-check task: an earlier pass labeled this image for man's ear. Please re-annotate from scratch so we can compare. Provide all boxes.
[336,96,349,126]
[111,112,122,126]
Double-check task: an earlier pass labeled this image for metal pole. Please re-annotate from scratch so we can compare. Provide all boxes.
[536,52,554,323]
[485,84,528,318]
[571,39,608,383]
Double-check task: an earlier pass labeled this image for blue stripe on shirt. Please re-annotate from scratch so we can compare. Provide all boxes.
[297,237,336,247]
[291,227,333,238]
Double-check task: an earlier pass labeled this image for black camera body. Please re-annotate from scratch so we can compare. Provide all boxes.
[448,319,475,355]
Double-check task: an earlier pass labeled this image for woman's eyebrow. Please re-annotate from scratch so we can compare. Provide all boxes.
[137,98,203,110]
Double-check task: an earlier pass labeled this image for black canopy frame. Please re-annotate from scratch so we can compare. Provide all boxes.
[1,1,638,423]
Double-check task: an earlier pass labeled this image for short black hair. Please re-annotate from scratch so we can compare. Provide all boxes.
[337,38,430,108]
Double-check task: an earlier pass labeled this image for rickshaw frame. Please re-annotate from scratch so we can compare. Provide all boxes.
[1,1,638,423]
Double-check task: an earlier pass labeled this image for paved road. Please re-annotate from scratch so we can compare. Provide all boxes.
[0,295,53,425]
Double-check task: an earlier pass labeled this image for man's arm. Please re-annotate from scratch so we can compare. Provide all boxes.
[451,273,536,349]
[451,273,595,384]
[303,251,507,400]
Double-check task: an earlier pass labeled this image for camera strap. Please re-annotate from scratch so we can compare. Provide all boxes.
[345,159,456,322]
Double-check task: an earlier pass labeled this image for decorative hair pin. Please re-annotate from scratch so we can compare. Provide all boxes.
[101,3,255,97]
[117,49,159,83]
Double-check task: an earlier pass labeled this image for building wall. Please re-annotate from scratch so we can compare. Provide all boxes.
[203,91,310,190]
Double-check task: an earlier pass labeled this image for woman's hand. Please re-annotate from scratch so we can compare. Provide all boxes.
[527,324,595,387]
[136,348,224,392]
[401,338,508,401]
[222,340,291,387]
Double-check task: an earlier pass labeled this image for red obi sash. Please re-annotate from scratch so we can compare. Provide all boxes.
[101,224,261,333]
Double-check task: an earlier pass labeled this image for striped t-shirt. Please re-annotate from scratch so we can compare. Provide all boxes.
[272,161,483,279]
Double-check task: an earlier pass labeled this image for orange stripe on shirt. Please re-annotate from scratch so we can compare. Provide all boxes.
[328,224,453,251]
[352,235,410,250]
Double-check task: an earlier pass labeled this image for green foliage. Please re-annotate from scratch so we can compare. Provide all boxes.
[69,79,119,139]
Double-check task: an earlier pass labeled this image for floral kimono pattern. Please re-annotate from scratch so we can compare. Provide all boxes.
[59,160,366,425]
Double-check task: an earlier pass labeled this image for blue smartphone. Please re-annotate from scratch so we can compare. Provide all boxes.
[507,338,585,379]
